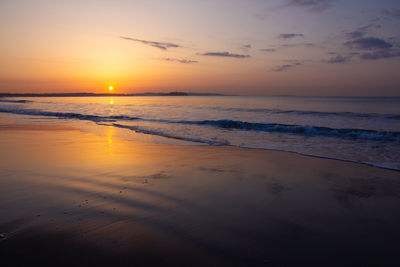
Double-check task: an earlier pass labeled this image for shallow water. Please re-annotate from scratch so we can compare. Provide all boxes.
[1,95,399,170]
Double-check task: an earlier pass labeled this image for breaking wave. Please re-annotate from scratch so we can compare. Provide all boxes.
[176,119,400,141]
[1,106,398,142]
[0,107,139,122]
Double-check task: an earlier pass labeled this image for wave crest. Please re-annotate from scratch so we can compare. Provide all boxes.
[179,119,400,141]
[0,106,399,141]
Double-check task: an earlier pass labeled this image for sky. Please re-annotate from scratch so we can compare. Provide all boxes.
[0,0,399,96]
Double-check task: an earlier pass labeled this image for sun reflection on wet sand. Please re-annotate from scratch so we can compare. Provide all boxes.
[106,127,114,154]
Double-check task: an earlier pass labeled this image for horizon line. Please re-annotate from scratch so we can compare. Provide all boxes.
[1,92,400,98]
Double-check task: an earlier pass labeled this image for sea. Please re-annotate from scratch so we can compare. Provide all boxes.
[1,95,399,171]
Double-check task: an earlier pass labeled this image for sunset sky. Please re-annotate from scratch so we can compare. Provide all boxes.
[1,0,399,96]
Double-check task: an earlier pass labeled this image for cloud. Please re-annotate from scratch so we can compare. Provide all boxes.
[304,43,317,47]
[201,52,250,58]
[344,37,393,50]
[271,62,302,72]
[279,33,304,39]
[281,43,317,48]
[342,36,400,61]
[120,36,180,50]
[346,31,365,39]
[345,24,382,40]
[361,50,400,60]
[382,9,400,20]
[288,0,336,11]
[260,48,277,52]
[325,55,351,63]
[162,58,198,64]
[241,44,252,52]
[260,42,317,52]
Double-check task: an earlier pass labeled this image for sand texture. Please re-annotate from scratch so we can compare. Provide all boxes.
[1,118,400,266]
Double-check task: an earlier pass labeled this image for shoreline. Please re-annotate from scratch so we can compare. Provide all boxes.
[233,145,400,173]
[1,112,399,173]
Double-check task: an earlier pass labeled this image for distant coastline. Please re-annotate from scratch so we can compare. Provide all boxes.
[0,92,229,97]
[1,92,399,98]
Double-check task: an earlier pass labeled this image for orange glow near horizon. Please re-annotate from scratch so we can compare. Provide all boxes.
[1,1,399,96]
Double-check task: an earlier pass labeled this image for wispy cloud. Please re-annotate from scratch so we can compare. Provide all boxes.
[381,9,400,20]
[279,33,304,39]
[288,0,336,12]
[281,43,316,48]
[201,52,250,58]
[324,55,351,63]
[271,62,302,72]
[260,48,277,52]
[162,58,198,64]
[344,37,393,50]
[361,50,400,60]
[260,42,317,52]
[345,24,381,40]
[120,36,180,50]
[241,44,252,52]
[257,0,334,19]
[346,31,365,39]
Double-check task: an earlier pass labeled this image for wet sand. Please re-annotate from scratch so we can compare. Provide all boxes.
[1,116,400,266]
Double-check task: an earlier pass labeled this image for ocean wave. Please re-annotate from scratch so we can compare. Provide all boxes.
[119,103,400,120]
[177,119,400,141]
[204,106,400,120]
[112,123,229,145]
[0,107,139,122]
[2,98,399,120]
[0,106,399,141]
[112,122,400,171]
[1,105,399,171]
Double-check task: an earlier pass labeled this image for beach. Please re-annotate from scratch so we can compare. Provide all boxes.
[2,0,400,265]
[1,114,400,266]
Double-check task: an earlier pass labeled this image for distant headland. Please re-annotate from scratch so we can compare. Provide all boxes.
[0,92,229,97]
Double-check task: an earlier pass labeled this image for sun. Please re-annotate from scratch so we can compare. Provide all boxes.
[108,86,114,92]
